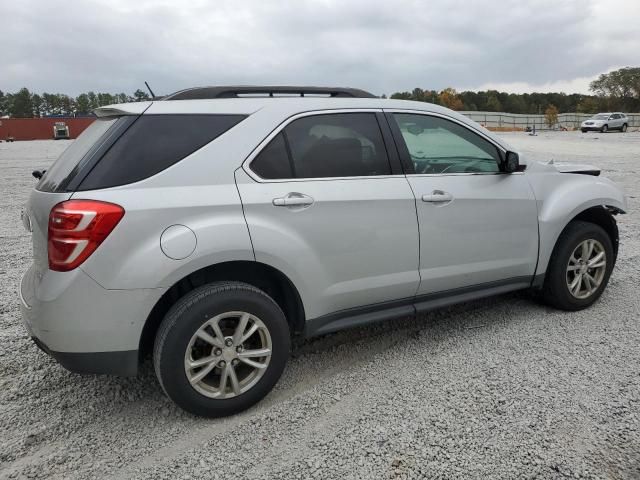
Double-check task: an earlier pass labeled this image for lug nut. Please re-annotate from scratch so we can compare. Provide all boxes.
[218,360,226,368]
[214,348,222,356]
[236,345,243,353]
[225,338,233,347]
[232,359,239,366]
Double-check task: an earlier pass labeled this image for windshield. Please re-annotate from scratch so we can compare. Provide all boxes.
[592,114,609,120]
[37,117,120,192]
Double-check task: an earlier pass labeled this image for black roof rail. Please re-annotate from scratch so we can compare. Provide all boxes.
[163,86,376,100]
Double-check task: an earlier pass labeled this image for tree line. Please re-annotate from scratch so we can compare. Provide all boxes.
[0,88,151,118]
[2,67,638,118]
[388,67,640,114]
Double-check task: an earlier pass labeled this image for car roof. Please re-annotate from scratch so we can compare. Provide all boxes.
[94,96,514,152]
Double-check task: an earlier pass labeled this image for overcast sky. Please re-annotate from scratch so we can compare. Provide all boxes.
[2,0,639,96]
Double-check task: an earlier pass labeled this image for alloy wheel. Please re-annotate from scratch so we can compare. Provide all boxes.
[566,239,607,299]
[184,311,272,399]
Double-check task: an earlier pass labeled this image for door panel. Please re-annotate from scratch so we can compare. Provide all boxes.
[386,111,539,295]
[236,170,420,319]
[407,173,538,294]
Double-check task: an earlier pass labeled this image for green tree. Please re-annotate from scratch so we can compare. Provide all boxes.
[590,67,640,111]
[0,90,7,116]
[485,93,503,112]
[31,94,43,117]
[133,89,150,102]
[9,88,34,117]
[76,93,91,114]
[576,96,599,113]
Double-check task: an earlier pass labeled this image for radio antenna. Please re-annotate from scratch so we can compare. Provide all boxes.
[144,81,156,99]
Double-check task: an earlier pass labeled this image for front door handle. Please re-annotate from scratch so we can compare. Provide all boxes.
[421,190,453,203]
[273,192,314,207]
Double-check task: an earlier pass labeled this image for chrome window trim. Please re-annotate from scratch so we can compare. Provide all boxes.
[241,109,405,183]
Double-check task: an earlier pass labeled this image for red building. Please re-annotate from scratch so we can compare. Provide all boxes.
[0,117,95,141]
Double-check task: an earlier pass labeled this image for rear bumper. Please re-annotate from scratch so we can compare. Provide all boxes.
[30,336,138,376]
[19,264,166,376]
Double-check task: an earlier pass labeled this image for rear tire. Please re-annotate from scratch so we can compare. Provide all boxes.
[153,281,290,417]
[621,123,628,133]
[541,221,614,311]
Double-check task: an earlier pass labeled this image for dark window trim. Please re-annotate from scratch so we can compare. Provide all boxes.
[280,131,298,178]
[384,112,415,174]
[375,112,403,175]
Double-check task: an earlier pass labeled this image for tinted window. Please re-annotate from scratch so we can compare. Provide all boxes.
[37,117,121,192]
[250,133,293,179]
[393,114,500,174]
[78,114,246,190]
[285,113,390,178]
[251,113,391,179]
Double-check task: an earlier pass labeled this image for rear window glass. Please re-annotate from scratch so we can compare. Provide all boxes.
[37,117,120,192]
[77,114,246,190]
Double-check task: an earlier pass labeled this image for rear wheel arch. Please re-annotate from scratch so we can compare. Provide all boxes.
[139,260,306,359]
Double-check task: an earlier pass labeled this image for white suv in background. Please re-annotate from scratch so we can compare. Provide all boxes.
[20,86,627,417]
[581,112,629,133]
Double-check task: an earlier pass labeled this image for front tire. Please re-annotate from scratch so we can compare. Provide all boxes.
[541,221,614,311]
[601,124,608,133]
[153,282,291,417]
[581,129,587,133]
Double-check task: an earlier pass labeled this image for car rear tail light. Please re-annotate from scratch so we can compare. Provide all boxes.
[48,200,125,272]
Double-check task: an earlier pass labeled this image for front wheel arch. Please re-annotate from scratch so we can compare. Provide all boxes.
[536,205,620,287]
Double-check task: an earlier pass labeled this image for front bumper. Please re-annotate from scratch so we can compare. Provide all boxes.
[19,264,166,376]
[581,125,603,131]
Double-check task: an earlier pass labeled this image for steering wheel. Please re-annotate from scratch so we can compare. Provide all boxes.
[412,157,432,174]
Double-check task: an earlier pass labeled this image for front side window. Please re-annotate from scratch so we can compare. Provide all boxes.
[250,113,391,179]
[393,114,501,174]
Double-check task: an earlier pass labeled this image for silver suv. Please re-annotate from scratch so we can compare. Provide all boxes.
[581,112,629,133]
[20,86,627,417]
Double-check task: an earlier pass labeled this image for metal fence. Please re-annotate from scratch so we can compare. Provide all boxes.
[459,111,640,130]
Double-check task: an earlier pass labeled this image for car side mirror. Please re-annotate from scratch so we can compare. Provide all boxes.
[503,151,520,173]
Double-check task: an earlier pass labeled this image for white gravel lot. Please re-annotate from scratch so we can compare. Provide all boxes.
[1,131,639,479]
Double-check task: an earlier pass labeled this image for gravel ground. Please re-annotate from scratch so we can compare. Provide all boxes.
[1,132,639,479]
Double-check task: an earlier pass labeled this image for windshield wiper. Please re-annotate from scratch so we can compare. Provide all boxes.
[32,170,46,179]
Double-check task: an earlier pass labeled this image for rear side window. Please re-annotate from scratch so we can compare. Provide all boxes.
[37,117,122,192]
[250,113,391,179]
[78,114,246,190]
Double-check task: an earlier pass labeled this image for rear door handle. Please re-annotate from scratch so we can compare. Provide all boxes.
[273,192,314,207]
[421,190,453,203]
